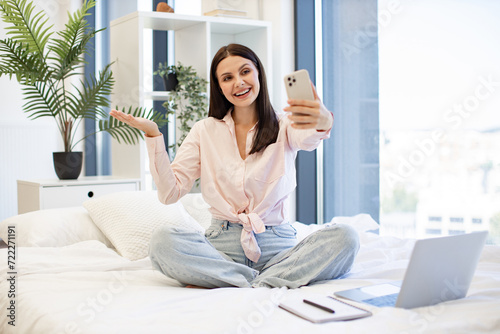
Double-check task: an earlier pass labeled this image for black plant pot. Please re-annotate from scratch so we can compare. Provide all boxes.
[53,152,83,180]
[162,72,178,91]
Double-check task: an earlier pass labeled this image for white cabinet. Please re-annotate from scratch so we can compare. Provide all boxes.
[109,11,272,189]
[17,177,140,214]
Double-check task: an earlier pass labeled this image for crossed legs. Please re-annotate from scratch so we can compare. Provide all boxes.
[149,222,359,289]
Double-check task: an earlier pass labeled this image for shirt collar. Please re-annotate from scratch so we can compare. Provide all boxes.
[222,108,234,127]
[222,108,259,133]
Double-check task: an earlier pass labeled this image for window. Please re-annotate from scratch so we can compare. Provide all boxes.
[378,0,500,244]
[472,218,483,225]
[295,0,380,225]
[321,0,380,225]
[450,217,464,224]
[85,0,141,176]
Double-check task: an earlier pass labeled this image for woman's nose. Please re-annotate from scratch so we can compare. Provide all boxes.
[234,76,245,87]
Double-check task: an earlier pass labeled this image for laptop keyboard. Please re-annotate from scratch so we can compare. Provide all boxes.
[363,293,399,307]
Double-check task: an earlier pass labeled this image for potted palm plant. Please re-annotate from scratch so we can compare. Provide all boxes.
[0,0,166,179]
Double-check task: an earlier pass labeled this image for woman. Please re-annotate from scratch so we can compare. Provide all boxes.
[110,43,359,289]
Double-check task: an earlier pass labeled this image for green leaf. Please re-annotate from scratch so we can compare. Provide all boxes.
[48,0,97,80]
[71,106,167,150]
[21,82,61,119]
[0,0,53,55]
[0,39,50,84]
[68,62,114,120]
[160,61,208,153]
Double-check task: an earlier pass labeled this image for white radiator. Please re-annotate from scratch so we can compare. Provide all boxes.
[0,120,60,221]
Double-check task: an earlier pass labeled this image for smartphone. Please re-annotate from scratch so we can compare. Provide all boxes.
[284,69,315,101]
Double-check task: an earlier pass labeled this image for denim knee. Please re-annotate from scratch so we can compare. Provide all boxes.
[149,226,169,262]
[149,225,187,260]
[340,223,359,246]
[325,223,360,253]
[149,225,199,275]
[149,225,194,255]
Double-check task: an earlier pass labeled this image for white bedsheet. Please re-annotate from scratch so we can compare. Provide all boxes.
[1,220,499,334]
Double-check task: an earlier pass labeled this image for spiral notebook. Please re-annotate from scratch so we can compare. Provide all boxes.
[279,294,372,323]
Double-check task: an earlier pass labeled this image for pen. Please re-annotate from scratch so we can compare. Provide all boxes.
[303,299,335,313]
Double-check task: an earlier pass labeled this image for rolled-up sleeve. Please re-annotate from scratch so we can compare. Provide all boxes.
[283,114,332,152]
[145,123,201,204]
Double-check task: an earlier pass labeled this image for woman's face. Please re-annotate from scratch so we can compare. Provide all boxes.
[216,55,260,111]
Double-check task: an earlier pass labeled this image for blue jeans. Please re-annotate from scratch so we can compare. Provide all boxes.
[149,219,359,288]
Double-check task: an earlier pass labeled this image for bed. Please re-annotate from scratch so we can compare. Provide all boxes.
[1,191,499,334]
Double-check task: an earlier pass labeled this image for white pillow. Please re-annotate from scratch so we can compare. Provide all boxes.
[179,193,212,230]
[83,191,203,261]
[0,207,113,247]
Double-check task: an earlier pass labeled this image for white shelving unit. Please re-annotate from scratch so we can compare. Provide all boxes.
[109,11,272,189]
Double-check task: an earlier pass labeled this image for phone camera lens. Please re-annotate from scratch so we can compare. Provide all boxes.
[289,83,292,86]
[287,77,291,81]
[292,79,296,82]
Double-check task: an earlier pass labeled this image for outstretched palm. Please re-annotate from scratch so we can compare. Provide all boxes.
[110,109,161,137]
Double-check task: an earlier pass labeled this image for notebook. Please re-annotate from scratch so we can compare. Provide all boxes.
[334,231,488,309]
[279,294,372,323]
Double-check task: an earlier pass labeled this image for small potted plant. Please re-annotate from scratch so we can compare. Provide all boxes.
[155,62,208,153]
[153,62,179,91]
[0,0,167,179]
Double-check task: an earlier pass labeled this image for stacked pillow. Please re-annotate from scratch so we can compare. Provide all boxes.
[0,206,113,248]
[82,191,205,260]
[0,191,211,261]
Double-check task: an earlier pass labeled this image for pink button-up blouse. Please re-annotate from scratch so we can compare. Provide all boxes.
[145,111,331,262]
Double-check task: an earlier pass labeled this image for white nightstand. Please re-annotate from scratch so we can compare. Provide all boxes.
[17,176,140,214]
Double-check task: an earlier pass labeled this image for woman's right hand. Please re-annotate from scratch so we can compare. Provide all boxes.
[110,109,162,137]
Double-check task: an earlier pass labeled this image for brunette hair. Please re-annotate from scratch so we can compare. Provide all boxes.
[208,43,279,155]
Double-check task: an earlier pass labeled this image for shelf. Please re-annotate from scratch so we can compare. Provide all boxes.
[111,11,270,33]
[143,91,208,101]
[144,91,171,101]
[208,20,270,34]
[17,176,141,187]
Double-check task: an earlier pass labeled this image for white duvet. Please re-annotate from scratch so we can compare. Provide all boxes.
[1,217,500,334]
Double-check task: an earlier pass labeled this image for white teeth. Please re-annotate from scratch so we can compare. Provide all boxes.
[235,89,250,96]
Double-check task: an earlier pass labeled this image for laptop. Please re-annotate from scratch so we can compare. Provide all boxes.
[334,231,488,309]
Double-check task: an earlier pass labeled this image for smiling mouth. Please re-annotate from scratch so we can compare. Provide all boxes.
[235,88,250,97]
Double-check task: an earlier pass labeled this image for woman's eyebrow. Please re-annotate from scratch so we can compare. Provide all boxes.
[219,63,251,78]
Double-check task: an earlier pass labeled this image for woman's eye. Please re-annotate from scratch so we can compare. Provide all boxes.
[242,69,250,75]
[223,76,232,82]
